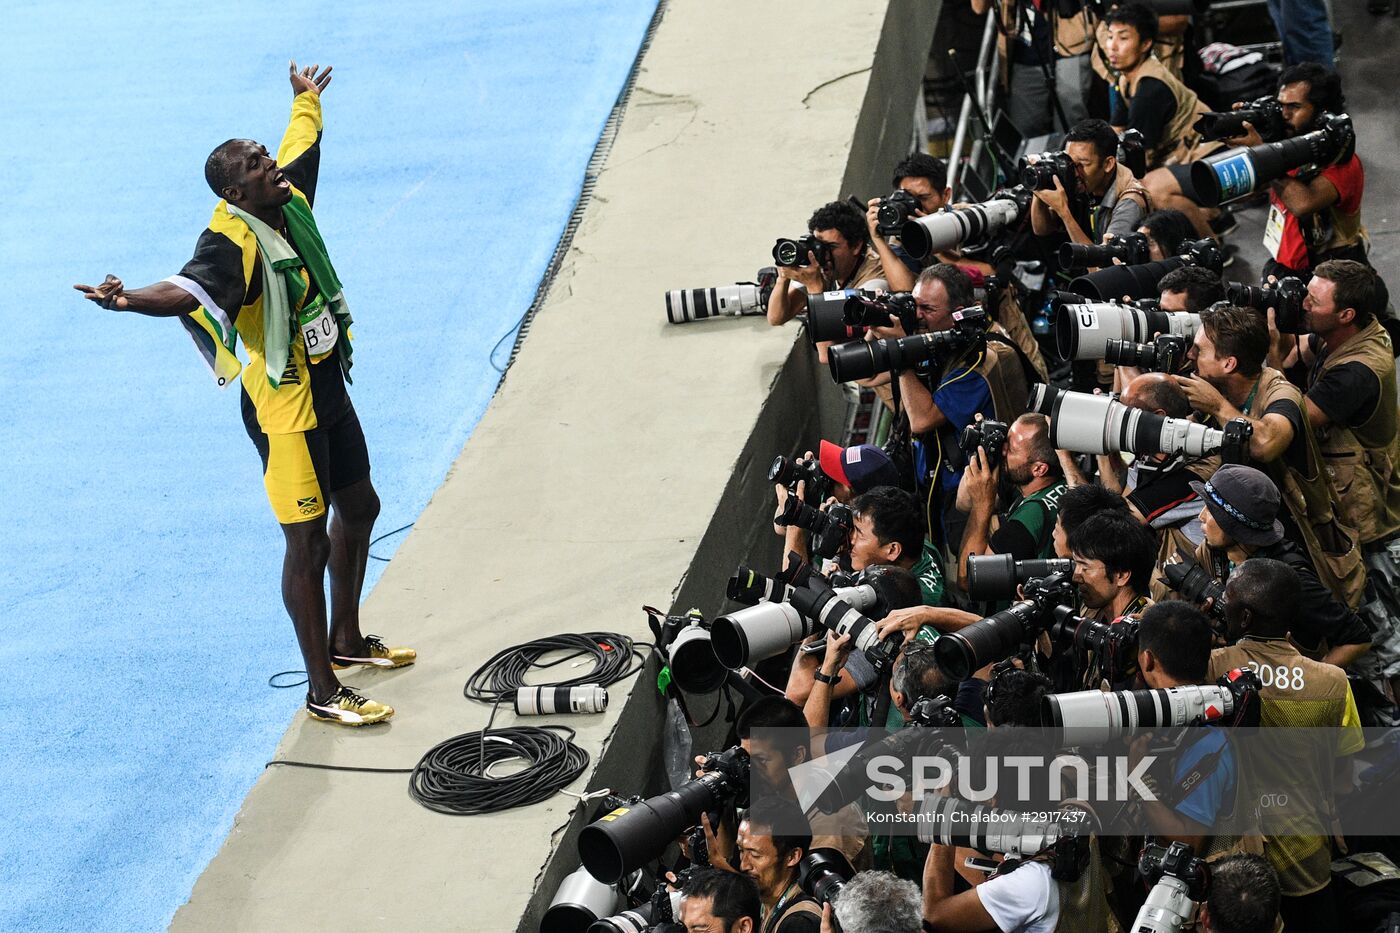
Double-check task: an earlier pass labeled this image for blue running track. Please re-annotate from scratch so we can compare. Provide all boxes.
[0,1,658,929]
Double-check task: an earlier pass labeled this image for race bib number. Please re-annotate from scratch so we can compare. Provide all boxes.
[300,301,339,359]
[1263,203,1286,260]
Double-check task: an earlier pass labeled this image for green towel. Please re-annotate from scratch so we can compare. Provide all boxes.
[229,195,354,388]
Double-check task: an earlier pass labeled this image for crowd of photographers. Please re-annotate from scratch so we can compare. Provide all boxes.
[598,3,1400,932]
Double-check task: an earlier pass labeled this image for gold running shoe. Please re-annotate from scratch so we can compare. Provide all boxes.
[306,685,395,726]
[332,634,417,670]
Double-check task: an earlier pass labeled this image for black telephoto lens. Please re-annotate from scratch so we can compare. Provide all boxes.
[933,601,1037,680]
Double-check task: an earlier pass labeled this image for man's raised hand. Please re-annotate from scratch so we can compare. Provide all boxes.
[289,60,333,97]
[74,274,128,310]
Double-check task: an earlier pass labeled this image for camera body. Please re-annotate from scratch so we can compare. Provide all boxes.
[1195,95,1287,142]
[1226,276,1307,334]
[773,235,834,268]
[1103,333,1190,373]
[776,498,854,560]
[1163,557,1228,620]
[876,189,922,236]
[1049,610,1141,684]
[770,454,829,505]
[845,291,918,332]
[960,419,1010,470]
[908,694,964,728]
[1020,150,1078,192]
[1132,841,1210,933]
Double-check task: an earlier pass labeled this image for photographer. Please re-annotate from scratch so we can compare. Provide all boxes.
[1271,260,1400,693]
[972,0,1094,138]
[1177,304,1365,608]
[1103,4,1217,173]
[1229,65,1369,280]
[1158,263,1225,314]
[1137,208,1196,262]
[921,813,1061,933]
[1130,602,1239,854]
[955,413,1069,595]
[1208,558,1365,933]
[682,868,763,933]
[737,799,823,933]
[1029,119,1152,248]
[768,200,886,329]
[1179,464,1371,666]
[1199,854,1282,933]
[866,153,952,292]
[869,264,1032,549]
[1067,509,1157,620]
[1051,482,1133,559]
[1090,374,1216,586]
[829,870,922,933]
[735,696,872,871]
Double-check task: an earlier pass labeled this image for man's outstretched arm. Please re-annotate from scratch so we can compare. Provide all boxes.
[73,275,199,317]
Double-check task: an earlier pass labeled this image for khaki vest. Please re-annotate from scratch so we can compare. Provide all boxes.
[997,3,1098,86]
[1119,56,1220,167]
[996,288,1050,382]
[1249,367,1367,607]
[1312,320,1400,545]
[1090,162,1153,242]
[973,323,1032,422]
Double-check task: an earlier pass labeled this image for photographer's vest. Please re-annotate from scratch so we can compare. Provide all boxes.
[1087,163,1153,244]
[1117,56,1219,167]
[1310,319,1400,546]
[978,325,1033,421]
[996,288,1050,382]
[1246,367,1367,607]
[1054,836,1123,933]
[996,0,1097,86]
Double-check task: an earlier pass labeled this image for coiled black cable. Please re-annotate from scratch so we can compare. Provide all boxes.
[407,701,590,815]
[463,631,648,703]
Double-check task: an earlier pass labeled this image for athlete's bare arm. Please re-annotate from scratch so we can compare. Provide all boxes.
[73,276,198,316]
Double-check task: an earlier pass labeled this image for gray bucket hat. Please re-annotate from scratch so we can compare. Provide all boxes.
[1189,463,1286,547]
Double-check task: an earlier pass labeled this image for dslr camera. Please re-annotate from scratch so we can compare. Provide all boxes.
[1020,150,1078,192]
[959,418,1009,470]
[1059,232,1152,271]
[1194,96,1287,143]
[1226,276,1307,334]
[775,497,855,560]
[769,454,829,505]
[828,305,989,383]
[1102,333,1190,374]
[933,570,1078,679]
[773,235,833,269]
[876,189,922,236]
[1132,841,1210,933]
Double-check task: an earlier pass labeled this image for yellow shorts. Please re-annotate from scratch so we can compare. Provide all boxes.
[245,399,371,525]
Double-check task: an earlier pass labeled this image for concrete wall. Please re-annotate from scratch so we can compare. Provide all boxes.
[171,2,939,930]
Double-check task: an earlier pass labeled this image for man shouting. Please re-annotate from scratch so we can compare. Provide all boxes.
[75,62,412,726]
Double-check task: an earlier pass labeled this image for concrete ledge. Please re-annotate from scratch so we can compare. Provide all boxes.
[171,2,938,930]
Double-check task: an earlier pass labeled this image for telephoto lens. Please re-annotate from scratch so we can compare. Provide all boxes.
[1225,277,1307,334]
[578,746,749,883]
[1190,112,1356,207]
[966,554,1075,601]
[1058,232,1152,271]
[542,865,621,933]
[1033,384,1252,460]
[1102,334,1188,374]
[1193,96,1287,142]
[933,599,1042,681]
[664,615,727,694]
[1067,257,1185,301]
[1041,669,1263,743]
[514,685,608,716]
[1053,299,1200,361]
[587,891,683,933]
[789,577,904,668]
[665,283,763,324]
[803,281,890,346]
[712,584,878,670]
[828,306,987,383]
[900,195,1026,260]
[916,795,1081,862]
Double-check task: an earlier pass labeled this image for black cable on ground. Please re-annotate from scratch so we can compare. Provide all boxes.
[268,670,309,688]
[463,631,649,703]
[407,701,591,815]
